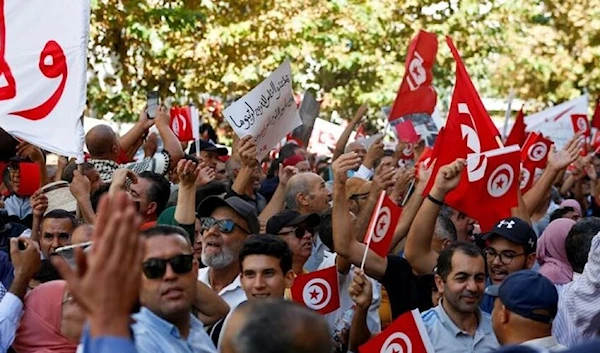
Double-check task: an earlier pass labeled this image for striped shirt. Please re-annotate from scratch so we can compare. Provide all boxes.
[553,231,600,347]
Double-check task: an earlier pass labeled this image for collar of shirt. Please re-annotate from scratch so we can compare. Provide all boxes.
[134,307,203,339]
[521,336,565,350]
[434,301,493,338]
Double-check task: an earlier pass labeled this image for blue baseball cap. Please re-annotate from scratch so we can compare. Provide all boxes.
[484,270,558,324]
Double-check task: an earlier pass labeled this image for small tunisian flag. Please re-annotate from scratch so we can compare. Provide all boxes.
[291,266,340,315]
[505,108,526,147]
[571,114,591,137]
[359,309,434,353]
[468,145,521,231]
[355,124,366,140]
[400,143,415,161]
[388,30,438,122]
[394,119,420,143]
[520,132,553,193]
[170,107,194,142]
[363,191,402,258]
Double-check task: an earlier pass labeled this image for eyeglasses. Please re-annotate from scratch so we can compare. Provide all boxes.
[278,225,314,239]
[484,248,526,265]
[143,254,194,279]
[200,217,250,234]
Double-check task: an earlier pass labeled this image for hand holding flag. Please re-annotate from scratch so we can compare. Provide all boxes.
[362,191,402,260]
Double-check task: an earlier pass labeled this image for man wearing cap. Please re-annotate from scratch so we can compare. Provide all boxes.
[189,140,229,170]
[266,210,320,276]
[487,270,565,351]
[479,217,538,313]
[283,155,310,173]
[197,196,260,310]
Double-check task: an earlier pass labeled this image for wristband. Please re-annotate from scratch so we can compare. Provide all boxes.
[427,194,444,206]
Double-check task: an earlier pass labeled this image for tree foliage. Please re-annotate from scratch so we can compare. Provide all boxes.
[88,0,600,129]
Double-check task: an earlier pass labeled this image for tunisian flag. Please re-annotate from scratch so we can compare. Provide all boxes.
[505,108,526,147]
[359,309,434,353]
[388,30,438,122]
[291,266,340,315]
[363,191,402,258]
[170,106,194,142]
[592,96,600,130]
[423,37,501,208]
[0,0,90,160]
[520,132,553,193]
[571,114,591,137]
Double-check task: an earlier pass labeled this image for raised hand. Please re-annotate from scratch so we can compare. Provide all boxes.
[278,164,298,187]
[238,135,258,168]
[109,169,138,196]
[69,170,91,200]
[332,152,361,184]
[195,163,216,187]
[176,159,199,188]
[372,162,396,191]
[29,189,48,218]
[363,136,384,169]
[548,133,583,172]
[51,192,144,337]
[431,158,466,197]
[348,268,372,309]
[9,237,42,299]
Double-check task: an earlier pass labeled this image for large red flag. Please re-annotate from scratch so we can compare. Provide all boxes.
[520,132,553,193]
[592,96,600,130]
[291,266,340,315]
[505,108,526,147]
[359,309,434,353]
[363,191,402,258]
[170,106,194,142]
[388,31,438,122]
[423,37,501,203]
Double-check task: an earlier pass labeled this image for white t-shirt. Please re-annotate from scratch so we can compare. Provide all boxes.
[197,267,247,310]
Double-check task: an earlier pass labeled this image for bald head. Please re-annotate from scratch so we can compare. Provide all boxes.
[344,141,366,166]
[85,125,119,158]
[221,299,332,353]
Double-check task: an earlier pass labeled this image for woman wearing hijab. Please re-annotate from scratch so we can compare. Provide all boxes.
[560,199,582,219]
[12,280,85,353]
[537,218,577,285]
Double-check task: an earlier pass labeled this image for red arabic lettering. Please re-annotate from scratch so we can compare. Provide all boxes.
[11,40,68,120]
[0,0,16,100]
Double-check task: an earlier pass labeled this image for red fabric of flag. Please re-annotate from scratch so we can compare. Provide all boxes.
[359,309,434,353]
[505,108,526,147]
[363,192,402,258]
[170,106,194,142]
[290,266,340,315]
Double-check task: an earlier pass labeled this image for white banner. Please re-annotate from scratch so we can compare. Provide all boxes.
[307,118,357,156]
[525,94,588,149]
[0,0,90,160]
[224,60,302,160]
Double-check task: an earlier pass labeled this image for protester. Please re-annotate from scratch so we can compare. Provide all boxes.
[219,299,333,353]
[536,218,576,284]
[196,196,260,309]
[37,210,77,259]
[487,270,565,351]
[86,106,183,183]
[421,242,499,352]
[12,280,85,353]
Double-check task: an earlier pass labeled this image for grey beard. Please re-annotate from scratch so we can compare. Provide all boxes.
[201,248,235,270]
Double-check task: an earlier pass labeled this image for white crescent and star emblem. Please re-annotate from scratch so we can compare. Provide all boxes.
[372,207,391,243]
[302,278,332,311]
[406,52,426,91]
[172,114,187,136]
[380,332,413,353]
[487,164,514,198]
[520,168,530,190]
[577,117,588,132]
[402,144,414,157]
[527,142,548,162]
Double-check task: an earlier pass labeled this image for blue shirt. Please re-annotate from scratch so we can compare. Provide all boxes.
[132,307,217,353]
[89,337,137,353]
[421,302,499,353]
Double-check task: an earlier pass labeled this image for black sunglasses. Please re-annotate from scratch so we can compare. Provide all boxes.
[200,217,250,234]
[278,225,314,239]
[143,254,194,279]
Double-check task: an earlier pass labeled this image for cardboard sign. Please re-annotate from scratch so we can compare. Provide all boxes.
[223,60,302,160]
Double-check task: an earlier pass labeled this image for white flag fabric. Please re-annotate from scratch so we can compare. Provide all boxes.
[0,0,90,160]
[223,60,302,160]
[525,94,588,149]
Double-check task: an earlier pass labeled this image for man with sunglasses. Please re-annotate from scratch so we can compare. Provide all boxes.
[135,225,217,353]
[266,210,320,276]
[197,196,260,310]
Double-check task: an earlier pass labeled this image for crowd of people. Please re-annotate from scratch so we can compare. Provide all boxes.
[1,103,600,353]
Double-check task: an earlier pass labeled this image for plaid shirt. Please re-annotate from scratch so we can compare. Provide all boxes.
[89,151,171,183]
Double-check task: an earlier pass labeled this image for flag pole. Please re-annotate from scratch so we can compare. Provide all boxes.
[502,89,515,140]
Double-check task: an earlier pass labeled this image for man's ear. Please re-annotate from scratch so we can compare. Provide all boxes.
[525,253,536,269]
[284,270,295,289]
[297,192,310,207]
[147,201,157,216]
[500,304,510,324]
[434,274,445,295]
